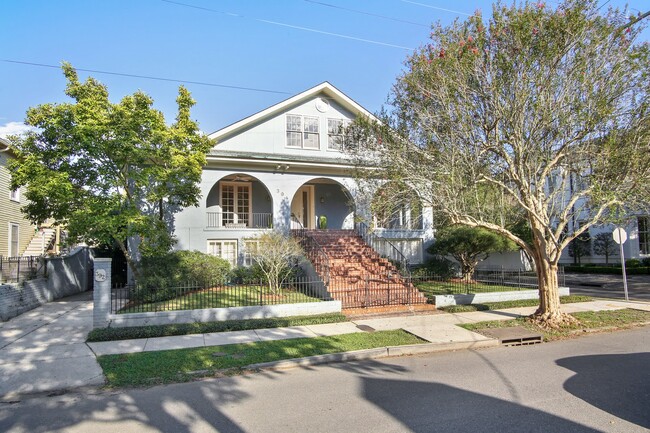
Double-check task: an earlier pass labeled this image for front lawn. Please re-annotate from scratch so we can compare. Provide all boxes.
[119,285,322,314]
[461,308,650,341]
[439,295,593,313]
[98,330,425,387]
[414,280,533,297]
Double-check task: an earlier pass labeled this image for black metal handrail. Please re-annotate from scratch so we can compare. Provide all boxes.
[354,221,412,281]
[291,215,331,288]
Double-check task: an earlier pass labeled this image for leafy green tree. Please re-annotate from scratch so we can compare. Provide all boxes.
[245,231,304,294]
[567,232,592,264]
[350,1,650,326]
[593,231,618,265]
[428,226,516,279]
[9,63,212,278]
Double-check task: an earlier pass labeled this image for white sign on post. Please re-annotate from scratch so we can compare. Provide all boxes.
[612,227,629,301]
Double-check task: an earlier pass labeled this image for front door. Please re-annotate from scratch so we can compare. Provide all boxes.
[291,185,315,229]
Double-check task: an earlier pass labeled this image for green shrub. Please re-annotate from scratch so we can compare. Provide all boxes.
[140,250,231,288]
[626,259,642,268]
[642,258,650,267]
[412,256,457,279]
[230,265,266,284]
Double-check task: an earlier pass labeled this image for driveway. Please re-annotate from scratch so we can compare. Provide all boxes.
[563,272,650,302]
[0,291,104,398]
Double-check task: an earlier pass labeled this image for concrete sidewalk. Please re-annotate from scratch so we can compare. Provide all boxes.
[88,299,650,358]
[2,297,649,400]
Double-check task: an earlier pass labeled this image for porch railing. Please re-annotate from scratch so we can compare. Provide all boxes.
[354,221,412,281]
[206,212,273,229]
[291,216,331,288]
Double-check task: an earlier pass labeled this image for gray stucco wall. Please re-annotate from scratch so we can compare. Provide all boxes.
[0,247,92,321]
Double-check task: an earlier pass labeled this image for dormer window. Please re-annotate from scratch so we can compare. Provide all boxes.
[286,115,320,149]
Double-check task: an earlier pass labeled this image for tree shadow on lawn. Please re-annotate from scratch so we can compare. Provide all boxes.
[557,352,650,429]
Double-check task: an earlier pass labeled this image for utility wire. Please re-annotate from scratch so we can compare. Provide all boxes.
[0,59,292,94]
[303,0,429,28]
[400,0,471,16]
[160,0,414,51]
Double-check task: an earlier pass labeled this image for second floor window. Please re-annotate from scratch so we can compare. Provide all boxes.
[286,115,319,149]
[10,188,19,202]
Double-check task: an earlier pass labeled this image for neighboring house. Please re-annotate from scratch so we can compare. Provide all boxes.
[558,216,650,265]
[0,137,35,257]
[173,82,435,268]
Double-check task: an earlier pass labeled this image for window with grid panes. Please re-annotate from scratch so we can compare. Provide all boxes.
[243,240,259,267]
[207,240,238,267]
[327,118,347,151]
[286,115,320,149]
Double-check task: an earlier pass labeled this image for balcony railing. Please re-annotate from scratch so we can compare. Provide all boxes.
[206,212,273,229]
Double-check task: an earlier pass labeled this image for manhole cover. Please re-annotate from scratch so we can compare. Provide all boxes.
[481,326,542,346]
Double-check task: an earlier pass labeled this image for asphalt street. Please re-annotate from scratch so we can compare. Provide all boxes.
[2,325,648,433]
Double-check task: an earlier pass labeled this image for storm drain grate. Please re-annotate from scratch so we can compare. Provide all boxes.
[481,326,543,346]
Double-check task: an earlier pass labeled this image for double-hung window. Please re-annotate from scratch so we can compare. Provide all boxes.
[207,240,238,267]
[10,188,19,202]
[286,115,320,149]
[327,118,348,151]
[243,240,259,267]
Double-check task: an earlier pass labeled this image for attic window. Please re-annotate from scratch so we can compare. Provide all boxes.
[327,118,349,151]
[286,115,320,149]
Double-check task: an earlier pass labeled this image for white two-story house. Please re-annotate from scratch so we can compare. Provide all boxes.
[172,82,435,269]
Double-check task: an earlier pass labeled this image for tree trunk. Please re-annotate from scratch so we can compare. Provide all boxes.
[532,257,578,328]
[534,260,561,318]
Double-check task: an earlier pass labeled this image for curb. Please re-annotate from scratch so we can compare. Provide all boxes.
[247,339,500,372]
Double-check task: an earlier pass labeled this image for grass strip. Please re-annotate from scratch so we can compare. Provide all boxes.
[87,313,348,342]
[439,295,593,313]
[460,308,650,341]
[98,330,425,387]
[415,281,532,297]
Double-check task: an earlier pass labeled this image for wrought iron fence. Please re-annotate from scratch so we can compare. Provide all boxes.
[411,267,565,296]
[0,256,45,284]
[110,277,332,314]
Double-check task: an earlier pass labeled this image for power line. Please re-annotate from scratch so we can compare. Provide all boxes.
[400,0,471,16]
[0,59,292,95]
[160,0,414,51]
[303,0,429,28]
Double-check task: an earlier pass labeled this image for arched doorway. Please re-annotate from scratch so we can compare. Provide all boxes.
[205,173,273,228]
[291,178,355,229]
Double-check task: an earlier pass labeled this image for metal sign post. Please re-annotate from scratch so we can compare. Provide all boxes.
[612,227,629,301]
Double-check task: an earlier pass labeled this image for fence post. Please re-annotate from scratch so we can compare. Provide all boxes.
[93,258,112,329]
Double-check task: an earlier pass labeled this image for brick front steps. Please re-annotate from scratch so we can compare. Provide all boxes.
[296,230,429,310]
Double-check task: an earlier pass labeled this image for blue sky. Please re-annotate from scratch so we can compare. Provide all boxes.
[1,0,648,136]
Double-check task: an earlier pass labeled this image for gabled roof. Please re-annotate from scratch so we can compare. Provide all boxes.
[0,137,12,154]
[208,81,378,142]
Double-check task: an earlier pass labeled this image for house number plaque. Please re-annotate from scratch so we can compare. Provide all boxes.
[95,269,107,282]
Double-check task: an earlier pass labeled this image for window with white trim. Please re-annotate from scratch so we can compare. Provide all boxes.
[220,182,251,227]
[327,118,349,151]
[639,216,649,255]
[10,188,19,202]
[286,115,320,149]
[207,240,238,267]
[9,223,19,257]
[243,240,259,267]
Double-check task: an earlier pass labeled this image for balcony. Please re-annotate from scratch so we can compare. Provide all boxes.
[206,212,273,229]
